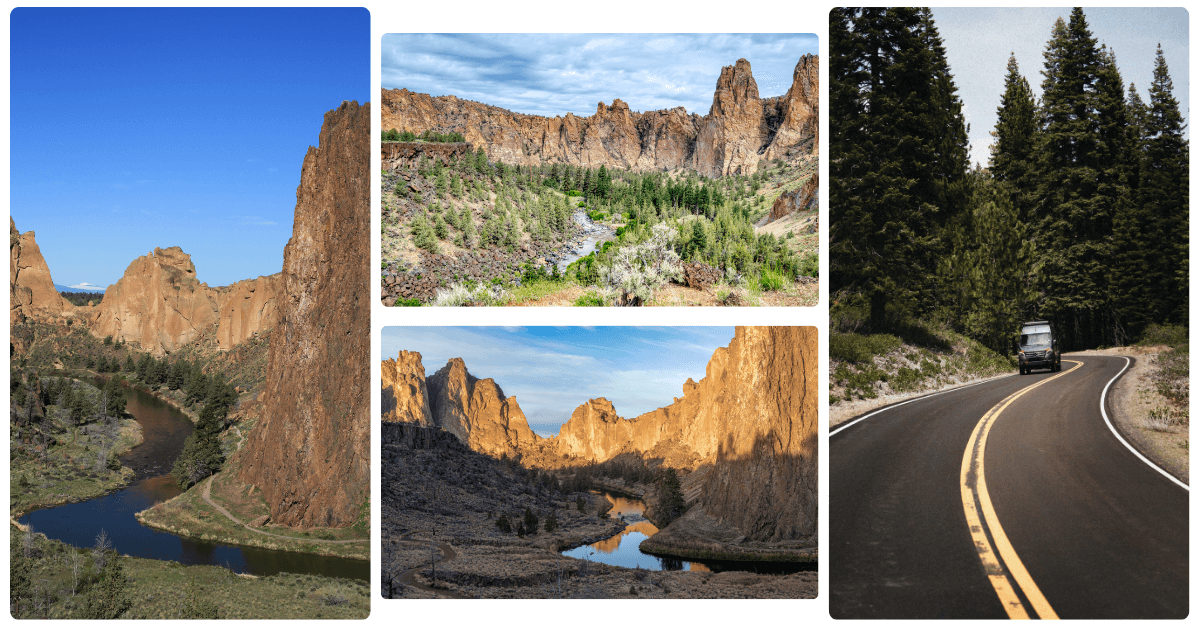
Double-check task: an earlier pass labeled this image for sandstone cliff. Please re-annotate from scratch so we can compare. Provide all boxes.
[86,247,280,355]
[10,218,72,323]
[235,101,370,528]
[382,141,474,172]
[380,56,818,177]
[381,352,541,458]
[381,350,433,426]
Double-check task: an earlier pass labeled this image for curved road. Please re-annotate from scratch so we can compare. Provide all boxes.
[390,537,466,599]
[830,355,1188,619]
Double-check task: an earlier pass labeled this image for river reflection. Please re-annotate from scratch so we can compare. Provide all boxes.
[19,378,368,581]
[561,491,708,572]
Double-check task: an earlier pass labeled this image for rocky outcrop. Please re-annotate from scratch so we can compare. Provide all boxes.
[381,350,433,426]
[382,141,474,172]
[763,55,819,161]
[768,173,819,223]
[86,247,280,355]
[10,218,72,323]
[380,352,540,458]
[380,56,818,177]
[236,101,370,528]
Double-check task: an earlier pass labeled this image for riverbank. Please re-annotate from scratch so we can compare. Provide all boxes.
[10,376,143,520]
[640,505,817,563]
[13,525,369,619]
[137,468,369,561]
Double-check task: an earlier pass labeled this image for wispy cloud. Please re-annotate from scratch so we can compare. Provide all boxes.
[381,33,817,118]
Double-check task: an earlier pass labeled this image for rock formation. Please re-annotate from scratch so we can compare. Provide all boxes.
[10,219,73,323]
[86,247,280,355]
[382,141,473,173]
[236,101,370,528]
[380,326,817,541]
[381,350,433,426]
[763,54,819,161]
[769,172,819,223]
[380,56,818,177]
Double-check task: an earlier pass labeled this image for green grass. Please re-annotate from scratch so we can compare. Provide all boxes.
[573,291,606,307]
[13,528,369,619]
[502,277,576,305]
[829,333,901,364]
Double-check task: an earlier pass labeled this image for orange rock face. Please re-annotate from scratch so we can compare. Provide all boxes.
[87,246,280,355]
[235,101,371,528]
[381,350,433,426]
[10,218,72,323]
[380,56,818,177]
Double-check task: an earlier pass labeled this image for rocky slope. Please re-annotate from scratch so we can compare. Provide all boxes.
[769,172,819,222]
[236,101,371,528]
[10,218,73,323]
[86,247,281,355]
[381,55,818,178]
[380,326,818,540]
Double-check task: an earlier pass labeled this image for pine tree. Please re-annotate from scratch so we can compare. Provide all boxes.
[990,54,1039,225]
[830,8,971,329]
[81,552,132,619]
[1139,44,1189,326]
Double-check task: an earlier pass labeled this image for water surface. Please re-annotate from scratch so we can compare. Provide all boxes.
[19,379,368,581]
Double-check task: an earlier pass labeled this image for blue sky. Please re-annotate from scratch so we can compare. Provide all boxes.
[931,7,1189,167]
[380,327,735,437]
[10,8,369,290]
[381,34,818,118]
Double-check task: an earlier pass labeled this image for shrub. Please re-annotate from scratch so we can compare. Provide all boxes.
[759,267,787,291]
[829,333,902,364]
[599,223,682,306]
[573,292,606,307]
[1139,324,1188,347]
[496,514,512,533]
[432,283,508,307]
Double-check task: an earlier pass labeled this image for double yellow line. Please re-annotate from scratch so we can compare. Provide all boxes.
[959,361,1080,620]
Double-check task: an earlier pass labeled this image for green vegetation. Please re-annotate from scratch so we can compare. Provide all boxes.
[830,321,1011,403]
[9,528,369,619]
[655,468,686,526]
[382,128,465,143]
[831,8,1187,352]
[382,139,818,306]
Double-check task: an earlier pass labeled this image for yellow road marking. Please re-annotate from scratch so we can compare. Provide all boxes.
[960,361,1080,620]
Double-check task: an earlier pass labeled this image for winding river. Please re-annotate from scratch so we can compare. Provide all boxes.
[561,491,812,574]
[18,379,368,581]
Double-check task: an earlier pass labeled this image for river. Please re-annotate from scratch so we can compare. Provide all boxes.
[18,378,369,581]
[554,208,613,272]
[560,491,813,574]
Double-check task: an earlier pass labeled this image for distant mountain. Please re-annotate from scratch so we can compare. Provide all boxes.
[55,283,105,294]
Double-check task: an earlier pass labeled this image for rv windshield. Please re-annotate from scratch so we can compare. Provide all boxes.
[1020,332,1051,347]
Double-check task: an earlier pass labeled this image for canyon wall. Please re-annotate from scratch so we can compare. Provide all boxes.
[381,141,473,172]
[381,55,818,178]
[382,351,540,458]
[86,247,280,355]
[10,218,72,323]
[235,100,371,528]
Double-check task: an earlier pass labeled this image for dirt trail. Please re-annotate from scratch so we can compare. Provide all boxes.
[201,474,368,545]
[392,537,467,599]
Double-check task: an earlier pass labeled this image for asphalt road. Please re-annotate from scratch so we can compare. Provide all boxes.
[830,355,1188,619]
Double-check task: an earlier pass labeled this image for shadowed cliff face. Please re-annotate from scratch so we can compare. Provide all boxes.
[236,101,371,528]
[10,218,72,324]
[380,56,818,178]
[379,326,817,541]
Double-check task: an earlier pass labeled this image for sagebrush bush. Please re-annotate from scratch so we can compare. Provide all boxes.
[432,283,509,307]
[599,223,682,306]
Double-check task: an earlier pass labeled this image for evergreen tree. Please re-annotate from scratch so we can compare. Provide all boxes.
[81,552,132,619]
[1139,44,1189,326]
[104,377,126,419]
[171,402,225,488]
[989,54,1039,224]
[830,8,971,329]
[1031,10,1111,349]
[523,507,539,536]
